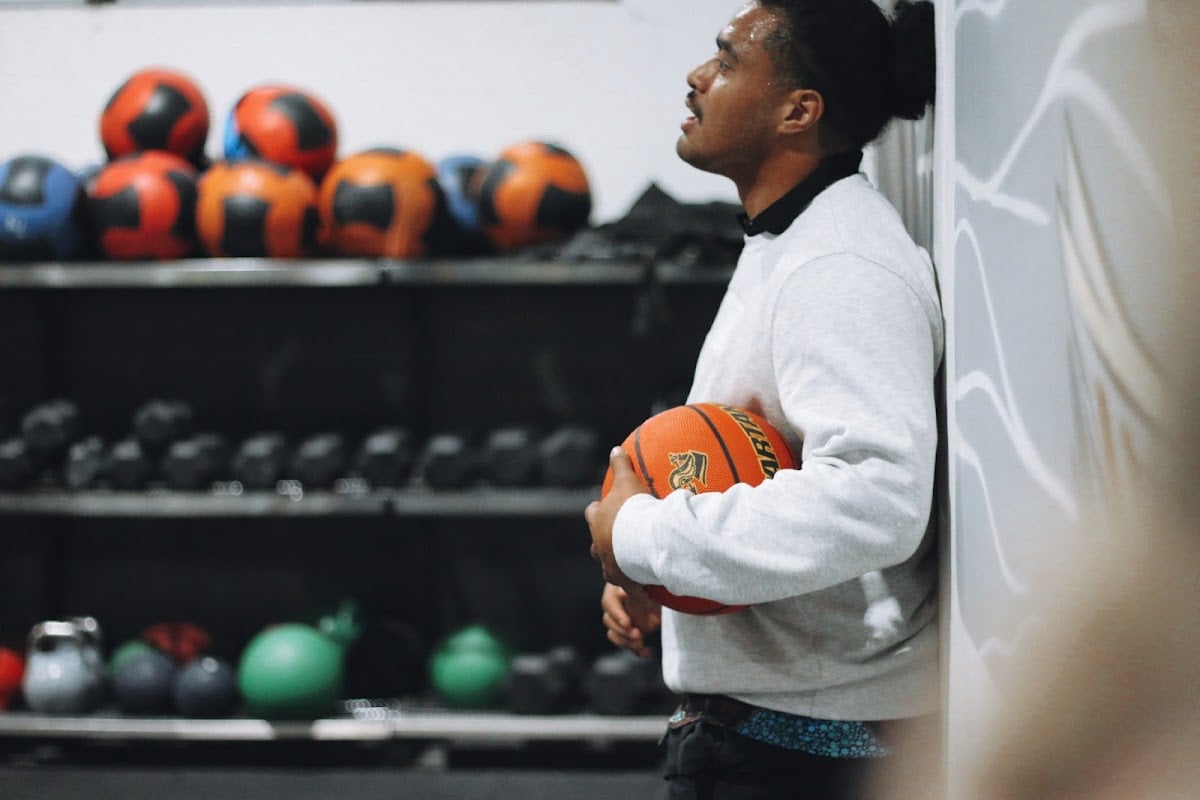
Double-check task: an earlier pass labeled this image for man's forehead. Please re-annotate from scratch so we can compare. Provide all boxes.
[722,3,781,49]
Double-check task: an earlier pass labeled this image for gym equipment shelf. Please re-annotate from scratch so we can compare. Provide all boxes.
[0,487,596,518]
[0,258,732,289]
[0,708,665,744]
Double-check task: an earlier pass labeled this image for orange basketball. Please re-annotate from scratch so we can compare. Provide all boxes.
[601,403,800,615]
[195,160,319,257]
[317,148,449,258]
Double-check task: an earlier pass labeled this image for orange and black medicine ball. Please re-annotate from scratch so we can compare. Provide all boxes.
[318,148,456,258]
[86,151,199,260]
[476,141,592,252]
[196,160,319,258]
[223,86,337,183]
[100,68,210,166]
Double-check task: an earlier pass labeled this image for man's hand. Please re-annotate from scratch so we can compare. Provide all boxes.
[585,446,651,591]
[600,582,662,658]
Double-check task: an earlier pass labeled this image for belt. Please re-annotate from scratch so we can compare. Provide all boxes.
[670,693,760,730]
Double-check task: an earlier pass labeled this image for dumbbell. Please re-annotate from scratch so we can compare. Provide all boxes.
[353,427,415,488]
[480,425,541,487]
[160,433,231,490]
[415,433,477,489]
[538,425,602,487]
[287,433,348,489]
[20,399,81,462]
[0,437,34,490]
[63,435,106,490]
[232,433,291,490]
[505,644,583,715]
[105,437,155,490]
[131,399,194,456]
[583,649,671,716]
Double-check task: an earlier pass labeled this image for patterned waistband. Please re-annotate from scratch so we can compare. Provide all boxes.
[672,694,890,759]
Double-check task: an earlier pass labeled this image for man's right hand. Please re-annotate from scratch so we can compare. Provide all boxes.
[601,582,662,658]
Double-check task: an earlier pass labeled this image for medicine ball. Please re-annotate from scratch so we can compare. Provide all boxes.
[318,148,453,258]
[86,150,198,260]
[100,67,210,165]
[196,160,319,257]
[223,85,338,182]
[0,154,85,262]
[477,140,592,252]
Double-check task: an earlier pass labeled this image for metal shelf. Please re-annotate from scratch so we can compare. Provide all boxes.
[0,487,596,518]
[0,258,731,289]
[0,259,384,289]
[0,709,665,744]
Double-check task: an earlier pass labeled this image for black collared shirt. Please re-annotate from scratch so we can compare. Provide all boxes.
[737,150,864,236]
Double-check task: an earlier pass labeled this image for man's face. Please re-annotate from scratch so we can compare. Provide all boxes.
[676,2,787,181]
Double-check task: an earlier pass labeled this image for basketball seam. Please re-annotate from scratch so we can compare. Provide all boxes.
[686,404,741,485]
[632,427,657,498]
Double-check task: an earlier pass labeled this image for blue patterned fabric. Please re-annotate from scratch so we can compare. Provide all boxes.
[734,709,889,758]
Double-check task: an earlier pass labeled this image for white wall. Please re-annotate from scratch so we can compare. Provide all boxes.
[0,0,748,223]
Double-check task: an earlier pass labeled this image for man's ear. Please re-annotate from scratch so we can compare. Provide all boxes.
[779,88,823,135]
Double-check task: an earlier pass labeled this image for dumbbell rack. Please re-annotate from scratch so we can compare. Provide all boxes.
[0,255,729,758]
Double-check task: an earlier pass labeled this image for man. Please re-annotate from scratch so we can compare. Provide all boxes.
[585,1,941,797]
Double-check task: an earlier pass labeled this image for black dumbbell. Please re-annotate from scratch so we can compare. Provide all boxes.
[0,437,34,490]
[287,433,348,489]
[505,644,583,715]
[538,425,602,488]
[63,436,106,490]
[481,425,541,488]
[353,427,415,488]
[20,399,82,462]
[415,433,477,489]
[131,400,194,455]
[160,433,231,490]
[583,649,668,716]
[105,437,155,490]
[231,433,291,490]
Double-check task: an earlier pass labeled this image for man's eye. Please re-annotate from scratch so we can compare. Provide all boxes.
[718,60,732,71]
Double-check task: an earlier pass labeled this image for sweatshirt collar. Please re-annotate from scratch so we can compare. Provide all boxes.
[737,150,864,236]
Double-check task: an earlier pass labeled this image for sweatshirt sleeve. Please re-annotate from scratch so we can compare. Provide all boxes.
[611,254,940,604]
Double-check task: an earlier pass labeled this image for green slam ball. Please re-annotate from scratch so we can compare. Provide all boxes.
[442,624,511,659]
[108,639,157,681]
[429,647,510,709]
[237,623,344,720]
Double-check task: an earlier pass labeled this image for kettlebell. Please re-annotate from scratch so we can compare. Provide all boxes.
[22,621,102,715]
[70,616,106,708]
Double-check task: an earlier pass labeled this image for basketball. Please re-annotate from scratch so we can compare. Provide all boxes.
[100,67,210,165]
[601,403,800,615]
[0,154,86,262]
[223,85,338,182]
[85,150,198,260]
[196,160,319,258]
[477,140,592,252]
[318,148,453,258]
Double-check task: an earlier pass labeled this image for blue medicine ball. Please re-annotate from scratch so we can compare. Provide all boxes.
[435,154,487,234]
[0,155,85,262]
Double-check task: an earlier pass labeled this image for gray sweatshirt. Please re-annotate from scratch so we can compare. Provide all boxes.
[612,173,944,721]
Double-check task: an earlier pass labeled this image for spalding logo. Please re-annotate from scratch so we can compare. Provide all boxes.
[720,405,781,478]
[668,451,709,493]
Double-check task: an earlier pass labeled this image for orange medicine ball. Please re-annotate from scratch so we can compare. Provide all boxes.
[86,150,199,261]
[477,140,592,252]
[601,403,800,616]
[195,160,319,258]
[317,148,446,259]
[100,67,210,165]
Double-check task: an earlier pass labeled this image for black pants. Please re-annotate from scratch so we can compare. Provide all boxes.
[661,718,878,800]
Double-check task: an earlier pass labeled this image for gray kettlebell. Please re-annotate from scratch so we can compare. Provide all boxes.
[69,616,107,708]
[22,620,101,715]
